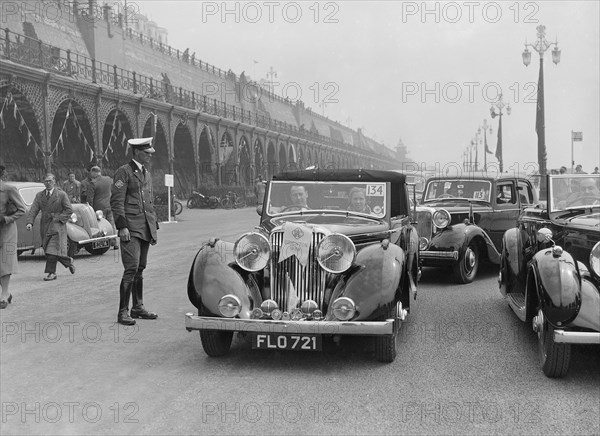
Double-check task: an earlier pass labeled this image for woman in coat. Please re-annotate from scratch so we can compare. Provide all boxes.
[0,164,27,308]
[26,173,75,281]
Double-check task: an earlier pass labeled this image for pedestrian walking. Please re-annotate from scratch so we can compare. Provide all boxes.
[26,173,75,281]
[0,164,27,309]
[80,163,94,204]
[111,138,159,326]
[62,171,81,203]
[88,166,119,249]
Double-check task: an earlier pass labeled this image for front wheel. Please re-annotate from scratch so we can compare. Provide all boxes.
[374,305,398,363]
[220,198,231,209]
[187,197,198,209]
[200,330,234,357]
[453,242,479,284]
[172,200,183,216]
[208,197,219,209]
[535,309,571,378]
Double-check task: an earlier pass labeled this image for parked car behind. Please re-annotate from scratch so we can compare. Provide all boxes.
[8,182,117,256]
[416,175,537,283]
[499,174,600,377]
[185,169,419,362]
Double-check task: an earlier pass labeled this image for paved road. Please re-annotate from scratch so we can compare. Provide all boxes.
[1,207,599,435]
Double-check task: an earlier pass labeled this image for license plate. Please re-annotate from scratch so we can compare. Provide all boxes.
[252,334,321,351]
[92,240,109,249]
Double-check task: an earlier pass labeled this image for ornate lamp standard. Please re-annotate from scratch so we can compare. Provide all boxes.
[490,94,511,173]
[522,25,561,190]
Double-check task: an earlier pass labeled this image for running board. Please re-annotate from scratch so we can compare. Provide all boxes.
[507,293,527,322]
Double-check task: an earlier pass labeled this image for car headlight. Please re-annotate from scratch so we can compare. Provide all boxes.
[218,294,242,318]
[419,237,429,250]
[317,233,356,273]
[69,213,77,223]
[432,209,450,229]
[95,210,104,220]
[590,241,600,277]
[234,232,271,271]
[331,297,356,321]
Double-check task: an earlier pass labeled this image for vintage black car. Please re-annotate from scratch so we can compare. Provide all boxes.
[499,174,600,377]
[8,182,118,256]
[416,175,537,283]
[185,169,419,362]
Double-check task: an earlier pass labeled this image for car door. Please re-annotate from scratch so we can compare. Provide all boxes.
[487,180,520,250]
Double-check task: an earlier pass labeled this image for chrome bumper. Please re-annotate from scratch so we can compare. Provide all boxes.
[77,234,119,245]
[185,313,394,336]
[420,250,459,260]
[554,330,600,344]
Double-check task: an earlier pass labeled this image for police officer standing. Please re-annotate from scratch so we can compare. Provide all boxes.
[110,138,159,326]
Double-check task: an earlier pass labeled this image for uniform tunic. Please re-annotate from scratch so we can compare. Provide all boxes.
[0,181,27,275]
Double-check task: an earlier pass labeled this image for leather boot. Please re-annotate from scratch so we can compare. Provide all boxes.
[117,280,136,326]
[130,277,158,319]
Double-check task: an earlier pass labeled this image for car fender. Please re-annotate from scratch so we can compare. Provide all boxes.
[463,224,501,263]
[531,248,581,327]
[499,227,525,296]
[66,222,89,242]
[570,276,600,331]
[429,223,500,263]
[188,239,252,319]
[329,242,404,321]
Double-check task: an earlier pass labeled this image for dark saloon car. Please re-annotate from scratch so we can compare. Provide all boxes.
[499,174,600,377]
[185,169,419,362]
[9,182,117,256]
[416,175,537,283]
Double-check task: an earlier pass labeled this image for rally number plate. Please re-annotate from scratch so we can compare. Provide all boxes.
[252,334,321,351]
[92,240,110,250]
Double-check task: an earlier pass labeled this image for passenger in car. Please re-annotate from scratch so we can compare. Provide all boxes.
[347,187,372,214]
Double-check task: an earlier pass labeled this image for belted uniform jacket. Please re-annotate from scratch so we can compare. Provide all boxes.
[110,161,158,242]
[27,188,72,257]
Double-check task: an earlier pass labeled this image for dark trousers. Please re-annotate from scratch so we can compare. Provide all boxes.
[120,236,150,284]
[45,254,72,274]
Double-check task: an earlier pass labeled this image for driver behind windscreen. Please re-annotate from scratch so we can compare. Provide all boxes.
[564,178,600,206]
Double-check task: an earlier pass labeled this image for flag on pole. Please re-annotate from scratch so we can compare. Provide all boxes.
[495,115,503,172]
[535,61,547,175]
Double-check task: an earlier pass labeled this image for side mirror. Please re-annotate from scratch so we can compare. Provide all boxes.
[536,227,553,243]
[256,204,263,216]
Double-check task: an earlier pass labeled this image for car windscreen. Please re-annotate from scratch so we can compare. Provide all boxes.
[549,174,600,211]
[424,180,492,202]
[19,186,45,206]
[266,181,387,217]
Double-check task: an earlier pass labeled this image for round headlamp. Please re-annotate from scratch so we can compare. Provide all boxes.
[260,299,278,315]
[69,212,78,223]
[317,233,356,273]
[95,210,104,220]
[418,237,429,251]
[218,294,242,318]
[433,209,450,229]
[301,300,318,317]
[234,232,271,272]
[331,297,356,321]
[590,241,600,277]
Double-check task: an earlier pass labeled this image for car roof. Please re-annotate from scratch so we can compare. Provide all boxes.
[273,169,406,184]
[4,181,45,188]
[272,169,409,217]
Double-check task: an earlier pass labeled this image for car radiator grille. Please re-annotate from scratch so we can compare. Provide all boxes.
[416,210,433,240]
[270,231,327,311]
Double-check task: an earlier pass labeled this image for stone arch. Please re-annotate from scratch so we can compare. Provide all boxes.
[198,125,215,185]
[173,122,195,197]
[50,98,95,183]
[220,130,235,185]
[238,135,252,187]
[142,114,169,188]
[0,87,45,181]
[278,143,287,171]
[101,108,134,177]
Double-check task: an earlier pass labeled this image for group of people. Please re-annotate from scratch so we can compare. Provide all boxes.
[0,138,160,327]
[270,184,373,214]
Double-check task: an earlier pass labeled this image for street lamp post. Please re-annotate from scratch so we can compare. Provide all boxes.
[490,93,511,173]
[479,119,493,172]
[522,25,561,189]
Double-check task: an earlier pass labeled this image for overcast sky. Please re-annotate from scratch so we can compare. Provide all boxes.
[136,0,599,173]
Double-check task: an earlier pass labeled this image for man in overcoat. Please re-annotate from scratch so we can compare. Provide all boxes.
[111,138,159,326]
[26,173,75,281]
